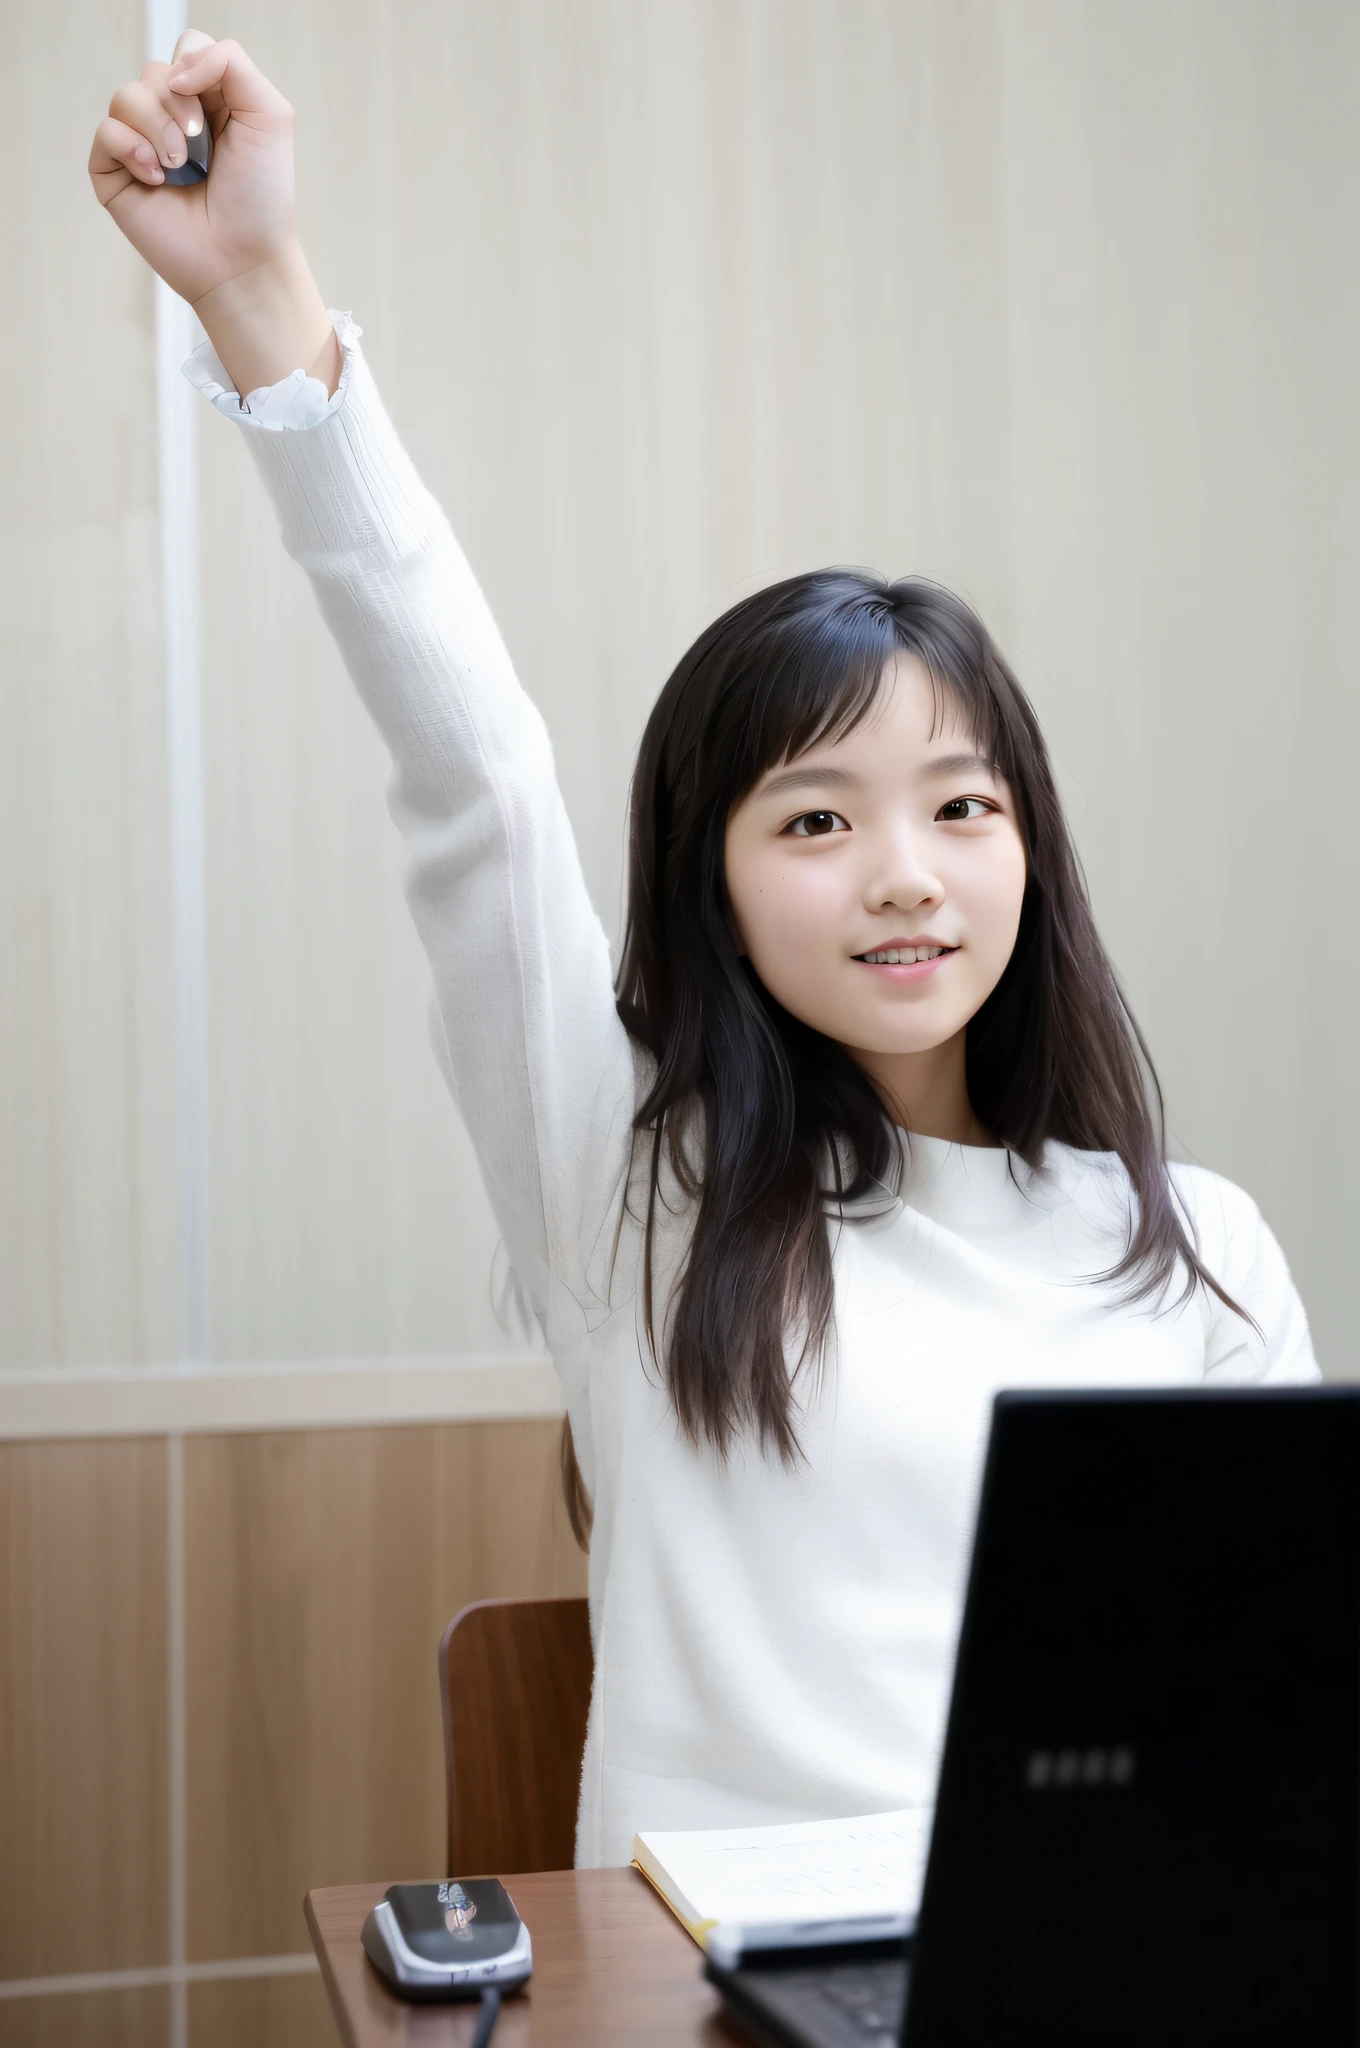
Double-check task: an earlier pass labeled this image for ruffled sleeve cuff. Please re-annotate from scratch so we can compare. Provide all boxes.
[180,307,363,430]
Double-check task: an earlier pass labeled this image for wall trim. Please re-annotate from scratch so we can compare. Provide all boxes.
[0,1953,319,2002]
[0,1355,563,1439]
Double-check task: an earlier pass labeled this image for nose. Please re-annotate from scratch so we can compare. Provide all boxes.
[862,821,945,916]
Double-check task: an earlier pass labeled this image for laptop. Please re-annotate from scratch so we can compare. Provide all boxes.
[707,1386,1360,2047]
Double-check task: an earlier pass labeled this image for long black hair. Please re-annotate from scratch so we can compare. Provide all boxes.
[560,568,1251,1543]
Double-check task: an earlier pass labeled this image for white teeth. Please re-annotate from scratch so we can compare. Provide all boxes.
[860,945,950,965]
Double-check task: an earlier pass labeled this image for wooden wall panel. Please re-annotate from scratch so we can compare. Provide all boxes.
[188,1969,332,2048]
[0,1440,168,1980]
[1,0,179,1371]
[183,1419,586,1962]
[0,1986,169,2048]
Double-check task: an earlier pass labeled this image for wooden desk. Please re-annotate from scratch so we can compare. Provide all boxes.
[305,1867,747,2046]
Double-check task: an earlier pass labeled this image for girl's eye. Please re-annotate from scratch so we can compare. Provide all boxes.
[937,797,995,822]
[784,810,849,838]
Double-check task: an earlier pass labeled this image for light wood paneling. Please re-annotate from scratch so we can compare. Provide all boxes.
[0,1440,168,1981]
[1,0,179,1371]
[183,1420,586,1963]
[188,1969,333,2048]
[0,1986,169,2048]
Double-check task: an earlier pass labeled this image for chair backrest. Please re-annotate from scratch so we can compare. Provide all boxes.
[438,1595,593,1876]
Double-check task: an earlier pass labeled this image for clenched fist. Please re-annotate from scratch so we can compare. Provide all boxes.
[89,30,300,307]
[89,28,338,398]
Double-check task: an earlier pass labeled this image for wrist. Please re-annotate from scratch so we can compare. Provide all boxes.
[192,241,341,400]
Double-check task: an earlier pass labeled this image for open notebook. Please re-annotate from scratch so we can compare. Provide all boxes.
[632,1807,931,1963]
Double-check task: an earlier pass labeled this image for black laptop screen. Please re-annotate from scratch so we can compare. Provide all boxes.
[904,1388,1360,2047]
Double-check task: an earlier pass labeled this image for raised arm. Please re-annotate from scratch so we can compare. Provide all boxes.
[89,33,638,1326]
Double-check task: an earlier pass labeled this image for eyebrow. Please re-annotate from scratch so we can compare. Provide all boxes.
[756,764,859,799]
[755,751,1000,800]
[921,752,1001,779]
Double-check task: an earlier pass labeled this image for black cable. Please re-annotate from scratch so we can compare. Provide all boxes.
[470,1985,502,2048]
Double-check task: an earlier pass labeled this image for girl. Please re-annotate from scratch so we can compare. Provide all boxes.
[90,34,1317,1869]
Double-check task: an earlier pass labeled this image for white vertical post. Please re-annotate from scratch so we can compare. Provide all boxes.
[153,276,211,1372]
[147,9,204,2048]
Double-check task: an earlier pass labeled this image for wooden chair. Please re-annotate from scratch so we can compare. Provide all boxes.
[438,1595,593,1876]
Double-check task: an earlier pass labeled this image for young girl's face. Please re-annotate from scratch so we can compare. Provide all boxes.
[723,655,1028,1077]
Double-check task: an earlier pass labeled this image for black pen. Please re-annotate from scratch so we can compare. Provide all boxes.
[163,118,211,185]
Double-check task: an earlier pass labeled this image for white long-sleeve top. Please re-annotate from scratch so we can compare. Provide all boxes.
[184,311,1319,1867]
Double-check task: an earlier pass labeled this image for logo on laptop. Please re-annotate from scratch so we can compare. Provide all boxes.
[1025,1746,1135,1789]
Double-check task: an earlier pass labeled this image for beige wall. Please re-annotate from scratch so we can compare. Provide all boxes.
[7,0,1357,1388]
[3,0,1358,2036]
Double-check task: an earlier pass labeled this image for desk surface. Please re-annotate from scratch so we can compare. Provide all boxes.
[305,1867,746,2046]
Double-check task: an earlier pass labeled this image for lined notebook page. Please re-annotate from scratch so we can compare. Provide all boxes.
[632,1807,931,1941]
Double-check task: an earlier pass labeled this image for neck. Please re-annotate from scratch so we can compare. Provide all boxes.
[850,1030,998,1147]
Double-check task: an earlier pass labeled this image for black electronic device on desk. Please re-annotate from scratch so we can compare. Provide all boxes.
[707,1386,1360,2048]
[362,1878,530,2041]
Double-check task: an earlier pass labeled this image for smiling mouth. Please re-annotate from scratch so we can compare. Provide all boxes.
[853,945,958,966]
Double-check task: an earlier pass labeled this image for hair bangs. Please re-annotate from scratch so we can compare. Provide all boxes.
[727,591,901,805]
[731,576,1022,818]
[884,580,1019,797]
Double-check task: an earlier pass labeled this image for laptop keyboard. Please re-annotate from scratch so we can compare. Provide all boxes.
[736,1956,909,2048]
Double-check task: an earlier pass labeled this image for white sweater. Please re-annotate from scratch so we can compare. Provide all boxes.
[185,311,1319,1868]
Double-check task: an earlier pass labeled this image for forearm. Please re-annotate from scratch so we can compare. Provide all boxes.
[190,238,341,399]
